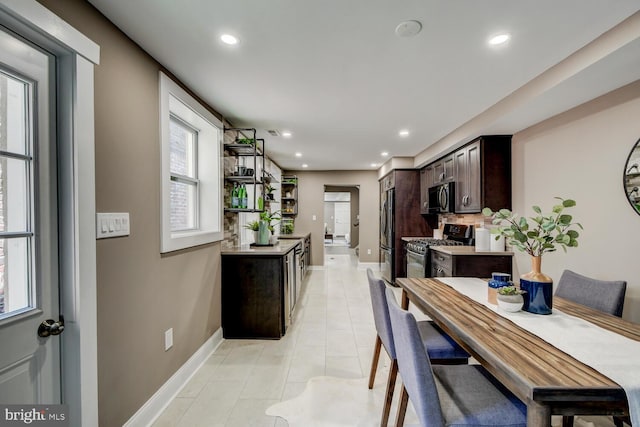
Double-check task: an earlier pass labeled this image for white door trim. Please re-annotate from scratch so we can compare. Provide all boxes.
[0,1,99,426]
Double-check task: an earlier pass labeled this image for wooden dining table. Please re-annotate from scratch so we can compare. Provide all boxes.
[396,277,640,427]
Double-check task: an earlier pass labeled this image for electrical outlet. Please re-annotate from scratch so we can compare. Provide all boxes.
[164,328,173,351]
[312,215,317,221]
[367,249,372,255]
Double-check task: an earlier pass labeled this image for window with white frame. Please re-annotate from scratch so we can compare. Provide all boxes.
[159,72,222,253]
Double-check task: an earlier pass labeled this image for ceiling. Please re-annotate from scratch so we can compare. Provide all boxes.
[87,0,640,171]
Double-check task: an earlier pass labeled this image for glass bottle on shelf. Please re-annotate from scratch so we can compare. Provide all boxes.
[231,183,239,208]
[240,184,248,209]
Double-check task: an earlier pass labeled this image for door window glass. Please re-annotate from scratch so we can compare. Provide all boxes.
[0,70,35,319]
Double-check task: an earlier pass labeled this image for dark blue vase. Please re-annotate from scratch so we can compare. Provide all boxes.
[519,256,553,314]
[519,279,553,314]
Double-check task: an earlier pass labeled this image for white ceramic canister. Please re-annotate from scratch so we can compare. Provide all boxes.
[490,234,505,252]
[475,227,490,251]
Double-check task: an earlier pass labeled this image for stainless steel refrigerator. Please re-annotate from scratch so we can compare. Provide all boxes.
[380,187,394,283]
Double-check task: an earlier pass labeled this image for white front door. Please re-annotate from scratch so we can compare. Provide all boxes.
[0,25,60,404]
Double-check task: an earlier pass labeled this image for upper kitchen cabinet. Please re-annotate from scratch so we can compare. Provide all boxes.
[454,136,511,213]
[432,154,454,183]
[419,164,435,214]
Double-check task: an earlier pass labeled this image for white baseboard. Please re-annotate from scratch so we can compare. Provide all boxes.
[123,328,224,427]
[358,262,380,270]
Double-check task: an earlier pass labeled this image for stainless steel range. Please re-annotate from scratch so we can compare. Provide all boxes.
[406,224,474,278]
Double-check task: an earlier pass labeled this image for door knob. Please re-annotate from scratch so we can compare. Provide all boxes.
[37,316,65,337]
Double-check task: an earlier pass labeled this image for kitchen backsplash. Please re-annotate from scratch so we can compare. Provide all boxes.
[438,213,490,235]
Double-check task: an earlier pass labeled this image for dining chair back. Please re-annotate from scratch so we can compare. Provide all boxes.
[366,269,468,426]
[367,268,397,359]
[554,269,628,427]
[385,287,527,427]
[555,270,626,317]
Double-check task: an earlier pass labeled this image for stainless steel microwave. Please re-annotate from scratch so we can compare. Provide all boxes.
[428,182,455,214]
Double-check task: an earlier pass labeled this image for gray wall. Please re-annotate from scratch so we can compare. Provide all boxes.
[512,79,640,322]
[291,171,378,266]
[38,1,222,425]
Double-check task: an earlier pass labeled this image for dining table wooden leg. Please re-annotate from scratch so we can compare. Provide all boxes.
[400,289,410,310]
[527,400,552,427]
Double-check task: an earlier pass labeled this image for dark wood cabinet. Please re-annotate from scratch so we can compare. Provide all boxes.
[430,249,512,278]
[222,252,292,339]
[419,165,435,214]
[433,154,454,183]
[454,136,511,213]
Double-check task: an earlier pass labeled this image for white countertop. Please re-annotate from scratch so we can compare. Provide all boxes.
[430,245,513,256]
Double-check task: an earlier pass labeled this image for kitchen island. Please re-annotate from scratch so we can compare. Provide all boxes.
[221,240,301,339]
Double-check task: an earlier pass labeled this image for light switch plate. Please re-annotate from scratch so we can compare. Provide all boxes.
[96,212,130,239]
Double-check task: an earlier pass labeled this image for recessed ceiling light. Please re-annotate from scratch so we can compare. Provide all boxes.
[295,152,302,157]
[220,34,239,45]
[381,151,389,157]
[282,131,292,137]
[302,163,308,168]
[399,130,410,137]
[395,20,422,38]
[488,33,510,46]
[371,163,379,168]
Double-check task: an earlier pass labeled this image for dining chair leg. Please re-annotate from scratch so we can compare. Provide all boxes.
[380,358,398,427]
[562,415,574,427]
[368,335,382,389]
[394,383,408,427]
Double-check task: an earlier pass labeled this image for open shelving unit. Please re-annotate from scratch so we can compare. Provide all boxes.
[281,174,298,216]
[223,128,265,213]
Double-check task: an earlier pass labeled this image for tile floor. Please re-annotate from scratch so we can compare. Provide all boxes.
[152,247,396,426]
[152,247,617,427]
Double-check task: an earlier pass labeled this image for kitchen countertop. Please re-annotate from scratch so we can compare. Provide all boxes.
[221,240,299,256]
[430,246,513,256]
[277,233,311,240]
[401,236,431,242]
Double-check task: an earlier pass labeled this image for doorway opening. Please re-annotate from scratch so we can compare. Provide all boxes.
[323,186,359,266]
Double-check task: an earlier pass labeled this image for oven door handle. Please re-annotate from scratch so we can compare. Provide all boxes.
[406,249,426,260]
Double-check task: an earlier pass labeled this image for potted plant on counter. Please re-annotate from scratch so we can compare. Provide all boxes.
[496,286,526,312]
[482,197,582,314]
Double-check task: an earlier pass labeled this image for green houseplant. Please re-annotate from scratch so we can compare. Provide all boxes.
[243,210,281,245]
[482,197,582,314]
[482,197,582,259]
[264,184,276,200]
[496,286,526,312]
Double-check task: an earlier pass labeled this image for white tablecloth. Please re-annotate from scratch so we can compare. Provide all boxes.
[440,277,640,426]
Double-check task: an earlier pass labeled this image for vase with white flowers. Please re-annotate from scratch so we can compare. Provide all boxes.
[482,197,582,314]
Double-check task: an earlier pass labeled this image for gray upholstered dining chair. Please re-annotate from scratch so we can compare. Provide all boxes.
[366,269,468,426]
[385,287,527,427]
[554,269,628,427]
[554,269,627,317]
